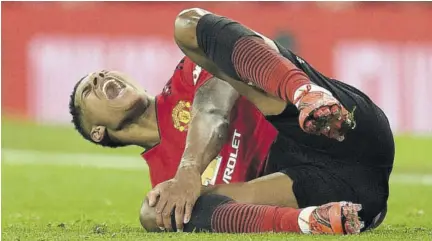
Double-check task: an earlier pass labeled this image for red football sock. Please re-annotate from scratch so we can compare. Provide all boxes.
[211,202,301,233]
[232,36,312,104]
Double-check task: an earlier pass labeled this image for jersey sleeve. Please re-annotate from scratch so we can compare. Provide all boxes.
[180,57,214,89]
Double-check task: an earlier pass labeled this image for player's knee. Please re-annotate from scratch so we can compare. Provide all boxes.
[139,198,160,232]
[174,8,210,49]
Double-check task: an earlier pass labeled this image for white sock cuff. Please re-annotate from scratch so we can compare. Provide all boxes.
[298,206,317,234]
[293,84,333,108]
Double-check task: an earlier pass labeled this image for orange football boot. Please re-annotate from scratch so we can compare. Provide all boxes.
[295,85,356,141]
[303,201,364,235]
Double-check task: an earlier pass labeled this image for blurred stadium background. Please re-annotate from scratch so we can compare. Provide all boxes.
[2,2,432,240]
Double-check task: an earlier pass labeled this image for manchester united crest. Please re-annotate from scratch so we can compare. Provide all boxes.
[172,100,192,132]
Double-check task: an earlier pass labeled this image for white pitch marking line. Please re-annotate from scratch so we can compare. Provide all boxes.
[1,148,432,185]
[1,148,147,170]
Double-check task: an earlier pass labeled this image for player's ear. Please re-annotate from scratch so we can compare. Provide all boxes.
[90,126,106,143]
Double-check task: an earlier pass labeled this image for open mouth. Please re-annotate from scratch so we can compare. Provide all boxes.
[102,78,127,100]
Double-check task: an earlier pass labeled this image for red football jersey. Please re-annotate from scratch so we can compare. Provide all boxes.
[141,57,278,188]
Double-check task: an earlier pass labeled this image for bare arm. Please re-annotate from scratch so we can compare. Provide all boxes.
[179,76,239,174]
[147,76,240,231]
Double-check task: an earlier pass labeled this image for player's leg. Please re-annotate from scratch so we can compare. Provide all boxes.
[140,173,298,231]
[174,8,355,139]
[202,161,387,232]
[140,172,297,232]
[174,8,311,104]
[140,172,363,234]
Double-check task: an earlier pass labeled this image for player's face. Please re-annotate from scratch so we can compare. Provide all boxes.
[74,70,150,137]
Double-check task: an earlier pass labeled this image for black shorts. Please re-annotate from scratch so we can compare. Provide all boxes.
[265,108,393,229]
[264,41,395,230]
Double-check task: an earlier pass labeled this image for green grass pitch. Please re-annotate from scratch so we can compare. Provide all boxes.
[2,118,432,240]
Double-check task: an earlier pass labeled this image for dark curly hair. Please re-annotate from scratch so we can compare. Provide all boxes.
[69,76,123,148]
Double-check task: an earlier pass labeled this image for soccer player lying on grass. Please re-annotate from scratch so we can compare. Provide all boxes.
[69,8,394,235]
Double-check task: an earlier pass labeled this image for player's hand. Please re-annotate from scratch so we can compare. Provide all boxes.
[296,87,356,141]
[147,166,201,232]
